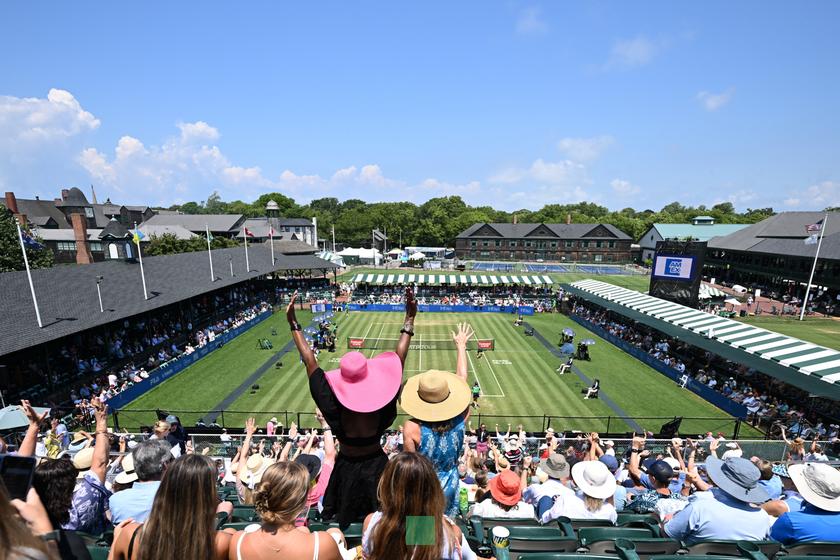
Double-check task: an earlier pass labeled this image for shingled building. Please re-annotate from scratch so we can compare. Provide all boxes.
[455,222,633,262]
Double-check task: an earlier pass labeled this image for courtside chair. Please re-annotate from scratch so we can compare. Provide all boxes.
[85,546,110,560]
[651,540,771,560]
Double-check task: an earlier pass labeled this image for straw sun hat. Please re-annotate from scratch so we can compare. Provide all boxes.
[400,370,471,422]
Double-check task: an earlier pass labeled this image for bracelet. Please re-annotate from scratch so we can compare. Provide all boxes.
[39,530,60,543]
[631,448,643,453]
[400,328,414,337]
[290,322,302,332]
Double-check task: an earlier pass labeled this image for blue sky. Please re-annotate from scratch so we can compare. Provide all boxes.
[1,1,838,211]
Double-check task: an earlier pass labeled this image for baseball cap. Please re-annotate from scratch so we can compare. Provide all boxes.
[294,454,322,484]
[599,454,619,473]
[165,415,178,424]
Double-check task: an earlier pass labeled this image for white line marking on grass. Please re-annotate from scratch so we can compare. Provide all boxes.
[471,325,505,397]
[369,321,388,358]
[418,333,422,371]
[466,337,504,397]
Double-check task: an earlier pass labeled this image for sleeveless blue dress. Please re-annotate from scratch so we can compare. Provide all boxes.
[419,415,466,516]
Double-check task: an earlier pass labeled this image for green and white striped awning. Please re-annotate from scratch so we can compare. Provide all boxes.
[350,273,553,286]
[571,279,840,389]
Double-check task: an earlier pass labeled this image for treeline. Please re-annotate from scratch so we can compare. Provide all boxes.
[166,192,776,247]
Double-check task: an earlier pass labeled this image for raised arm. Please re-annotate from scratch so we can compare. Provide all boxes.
[90,398,110,483]
[451,322,475,383]
[628,434,646,485]
[672,438,687,471]
[810,437,819,453]
[287,292,318,376]
[779,426,792,446]
[708,437,720,459]
[17,400,48,457]
[237,417,257,483]
[317,409,336,462]
[279,422,297,462]
[394,287,417,366]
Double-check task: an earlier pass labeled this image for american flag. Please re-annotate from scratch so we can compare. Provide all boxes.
[805,220,823,233]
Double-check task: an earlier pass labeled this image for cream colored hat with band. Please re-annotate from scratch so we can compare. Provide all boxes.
[400,370,471,422]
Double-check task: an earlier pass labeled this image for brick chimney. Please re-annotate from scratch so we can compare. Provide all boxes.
[70,213,93,264]
[513,213,518,225]
[5,191,19,214]
[61,188,69,201]
[566,213,571,225]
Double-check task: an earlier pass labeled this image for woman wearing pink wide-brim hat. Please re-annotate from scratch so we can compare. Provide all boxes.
[287,287,417,529]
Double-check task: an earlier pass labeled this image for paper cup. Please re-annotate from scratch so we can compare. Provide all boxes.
[491,526,510,549]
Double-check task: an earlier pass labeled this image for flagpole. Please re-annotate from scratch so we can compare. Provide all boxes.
[244,231,250,272]
[799,213,829,321]
[206,224,215,282]
[134,222,148,300]
[17,222,43,328]
[270,228,275,266]
[332,225,335,253]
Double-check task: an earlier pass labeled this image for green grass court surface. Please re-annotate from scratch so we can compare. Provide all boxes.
[118,307,761,437]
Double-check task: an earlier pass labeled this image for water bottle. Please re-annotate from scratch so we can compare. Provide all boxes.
[459,486,469,512]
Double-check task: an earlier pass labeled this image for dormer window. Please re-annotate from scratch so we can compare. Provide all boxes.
[85,207,94,218]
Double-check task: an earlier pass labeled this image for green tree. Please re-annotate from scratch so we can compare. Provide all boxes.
[0,208,54,272]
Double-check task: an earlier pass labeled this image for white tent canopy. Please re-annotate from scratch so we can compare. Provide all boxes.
[409,251,426,260]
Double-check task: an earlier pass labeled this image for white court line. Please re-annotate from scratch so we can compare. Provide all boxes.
[368,321,388,359]
[418,333,422,372]
[470,326,505,397]
[466,345,504,397]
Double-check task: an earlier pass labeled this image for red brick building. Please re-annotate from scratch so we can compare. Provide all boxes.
[455,222,633,262]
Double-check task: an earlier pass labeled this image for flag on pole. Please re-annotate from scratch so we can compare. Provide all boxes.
[244,227,255,237]
[16,222,43,328]
[243,227,251,272]
[804,234,819,245]
[269,227,276,266]
[805,220,823,233]
[133,223,149,300]
[206,224,215,282]
[20,228,45,250]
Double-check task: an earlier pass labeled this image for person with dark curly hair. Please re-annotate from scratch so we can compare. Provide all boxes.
[32,458,90,560]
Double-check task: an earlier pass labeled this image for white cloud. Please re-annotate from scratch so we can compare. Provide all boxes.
[557,136,614,162]
[797,181,840,209]
[784,197,801,208]
[490,158,586,186]
[515,7,548,36]
[177,120,220,142]
[0,89,101,190]
[610,178,640,195]
[606,36,658,69]
[697,89,734,111]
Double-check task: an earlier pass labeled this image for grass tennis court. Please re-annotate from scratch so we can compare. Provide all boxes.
[118,306,757,437]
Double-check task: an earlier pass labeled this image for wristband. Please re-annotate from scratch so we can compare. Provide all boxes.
[40,530,60,543]
[400,328,414,337]
[631,448,642,453]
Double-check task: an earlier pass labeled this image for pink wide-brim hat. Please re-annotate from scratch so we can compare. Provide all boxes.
[324,351,403,413]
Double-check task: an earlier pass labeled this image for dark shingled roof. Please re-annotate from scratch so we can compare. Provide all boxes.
[55,187,90,207]
[0,198,72,229]
[0,247,338,357]
[457,223,632,240]
[143,213,245,233]
[99,219,130,239]
[708,211,840,260]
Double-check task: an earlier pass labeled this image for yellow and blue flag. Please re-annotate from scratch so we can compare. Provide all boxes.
[132,227,146,245]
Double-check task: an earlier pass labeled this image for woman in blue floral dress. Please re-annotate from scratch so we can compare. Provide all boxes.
[402,323,474,516]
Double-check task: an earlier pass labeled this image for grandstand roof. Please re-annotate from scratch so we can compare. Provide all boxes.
[566,279,840,400]
[649,223,749,242]
[351,272,553,286]
[142,213,244,233]
[0,247,337,358]
[708,211,840,260]
[457,223,632,240]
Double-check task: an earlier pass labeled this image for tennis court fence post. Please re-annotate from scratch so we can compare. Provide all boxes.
[733,418,741,440]
[606,416,611,434]
[220,410,225,428]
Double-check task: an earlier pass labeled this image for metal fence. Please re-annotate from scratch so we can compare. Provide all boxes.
[113,409,749,439]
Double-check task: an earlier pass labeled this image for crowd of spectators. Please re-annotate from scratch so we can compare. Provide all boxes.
[4,287,840,559]
[570,298,840,439]
[348,284,559,313]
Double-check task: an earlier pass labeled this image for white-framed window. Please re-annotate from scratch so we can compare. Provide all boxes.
[594,254,603,262]
[57,241,77,251]
[84,207,94,218]
[90,242,103,252]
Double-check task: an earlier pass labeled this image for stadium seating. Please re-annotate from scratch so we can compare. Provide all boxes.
[86,546,110,560]
[506,526,579,559]
[231,504,259,522]
[782,542,840,557]
[686,540,782,558]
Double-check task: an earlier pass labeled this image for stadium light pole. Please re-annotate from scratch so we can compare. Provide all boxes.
[95,276,104,313]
